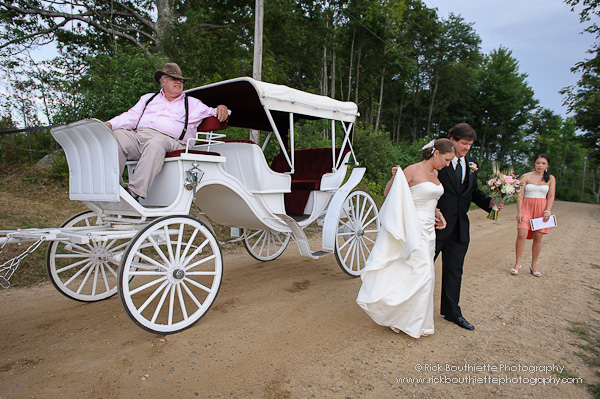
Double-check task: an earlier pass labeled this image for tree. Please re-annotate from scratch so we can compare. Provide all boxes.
[474,47,538,161]
[0,0,179,57]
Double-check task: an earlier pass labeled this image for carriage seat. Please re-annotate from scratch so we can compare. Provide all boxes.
[164,116,228,158]
[270,148,350,189]
[213,141,291,194]
[197,115,229,132]
[165,149,220,158]
[270,148,350,214]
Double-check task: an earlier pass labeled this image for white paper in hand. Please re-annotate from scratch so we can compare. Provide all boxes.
[530,215,557,231]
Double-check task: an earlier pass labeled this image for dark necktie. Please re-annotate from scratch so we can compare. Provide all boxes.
[456,159,463,184]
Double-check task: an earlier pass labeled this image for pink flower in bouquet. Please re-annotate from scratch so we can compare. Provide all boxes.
[486,164,522,220]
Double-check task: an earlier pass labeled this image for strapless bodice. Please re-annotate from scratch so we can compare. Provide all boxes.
[409,182,444,239]
[524,184,549,199]
[410,182,444,208]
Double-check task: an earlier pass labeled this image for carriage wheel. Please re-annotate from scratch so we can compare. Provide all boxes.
[242,229,291,261]
[119,215,222,334]
[47,210,126,302]
[334,189,380,277]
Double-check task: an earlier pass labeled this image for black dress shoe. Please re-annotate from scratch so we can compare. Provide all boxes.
[447,316,474,330]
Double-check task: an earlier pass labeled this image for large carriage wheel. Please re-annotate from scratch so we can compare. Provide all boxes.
[119,215,222,334]
[335,189,380,277]
[243,229,291,261]
[47,210,126,302]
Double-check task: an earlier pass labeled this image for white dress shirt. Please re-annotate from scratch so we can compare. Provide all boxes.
[452,156,466,183]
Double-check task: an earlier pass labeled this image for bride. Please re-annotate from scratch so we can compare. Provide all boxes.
[356,138,455,338]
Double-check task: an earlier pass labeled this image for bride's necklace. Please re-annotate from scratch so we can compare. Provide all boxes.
[420,161,435,175]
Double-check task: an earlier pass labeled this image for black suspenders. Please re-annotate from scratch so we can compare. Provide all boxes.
[180,95,189,140]
[134,92,189,140]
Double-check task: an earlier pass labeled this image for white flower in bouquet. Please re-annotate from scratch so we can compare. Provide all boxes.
[486,163,522,220]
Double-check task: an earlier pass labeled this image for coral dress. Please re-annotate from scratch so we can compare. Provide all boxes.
[356,170,443,338]
[517,184,550,239]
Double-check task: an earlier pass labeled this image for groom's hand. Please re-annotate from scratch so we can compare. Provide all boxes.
[490,198,505,211]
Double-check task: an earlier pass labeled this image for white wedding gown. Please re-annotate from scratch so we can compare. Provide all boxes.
[356,171,443,338]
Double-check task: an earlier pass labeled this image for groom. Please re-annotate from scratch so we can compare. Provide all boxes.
[435,123,500,330]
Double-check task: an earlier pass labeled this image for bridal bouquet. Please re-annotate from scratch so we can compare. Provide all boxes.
[486,164,522,220]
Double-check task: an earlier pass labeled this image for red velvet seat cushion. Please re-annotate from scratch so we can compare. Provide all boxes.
[197,116,228,132]
[271,147,349,214]
[165,149,220,158]
[222,138,257,144]
[290,180,321,191]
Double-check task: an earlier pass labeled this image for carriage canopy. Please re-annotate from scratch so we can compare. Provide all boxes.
[186,77,359,132]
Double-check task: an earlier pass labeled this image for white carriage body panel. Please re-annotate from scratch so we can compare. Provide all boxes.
[51,119,120,202]
[302,190,334,218]
[212,142,291,194]
[320,152,352,191]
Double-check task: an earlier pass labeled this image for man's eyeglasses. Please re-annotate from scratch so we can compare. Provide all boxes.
[166,76,185,84]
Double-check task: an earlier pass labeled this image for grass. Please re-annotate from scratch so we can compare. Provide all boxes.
[568,320,600,397]
[588,286,600,300]
[554,368,582,381]
[0,166,87,287]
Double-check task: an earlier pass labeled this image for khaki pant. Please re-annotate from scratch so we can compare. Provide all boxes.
[113,128,185,198]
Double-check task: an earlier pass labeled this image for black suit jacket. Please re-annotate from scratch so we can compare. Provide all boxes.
[436,156,491,243]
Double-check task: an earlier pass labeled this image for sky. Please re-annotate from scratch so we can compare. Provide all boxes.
[427,0,597,118]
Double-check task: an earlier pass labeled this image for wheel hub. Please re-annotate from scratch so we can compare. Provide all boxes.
[90,248,110,265]
[172,269,185,280]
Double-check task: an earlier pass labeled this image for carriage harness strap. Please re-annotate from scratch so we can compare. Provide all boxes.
[134,92,189,141]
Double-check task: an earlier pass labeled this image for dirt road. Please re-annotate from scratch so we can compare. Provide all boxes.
[1,201,599,398]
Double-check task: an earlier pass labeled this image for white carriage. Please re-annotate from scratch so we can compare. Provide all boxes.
[0,77,380,334]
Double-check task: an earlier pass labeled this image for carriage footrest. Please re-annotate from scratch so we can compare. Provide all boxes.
[275,213,332,260]
[311,250,331,258]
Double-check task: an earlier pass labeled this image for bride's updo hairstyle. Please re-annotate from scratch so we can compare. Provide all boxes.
[421,138,455,160]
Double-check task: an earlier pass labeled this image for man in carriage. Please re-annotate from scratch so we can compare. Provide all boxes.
[103,62,230,200]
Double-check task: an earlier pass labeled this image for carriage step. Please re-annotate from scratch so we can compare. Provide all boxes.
[311,250,332,258]
[275,214,332,260]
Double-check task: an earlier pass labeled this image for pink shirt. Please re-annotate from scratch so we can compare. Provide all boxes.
[108,89,218,142]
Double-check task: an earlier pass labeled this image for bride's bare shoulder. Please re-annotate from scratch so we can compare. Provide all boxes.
[403,163,419,173]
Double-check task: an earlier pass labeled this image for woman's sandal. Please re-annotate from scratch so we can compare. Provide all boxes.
[529,265,541,277]
[510,265,521,275]
[390,327,401,334]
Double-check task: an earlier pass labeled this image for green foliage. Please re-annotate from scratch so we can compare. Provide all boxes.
[474,47,538,161]
[351,123,416,195]
[53,49,164,124]
[1,0,598,202]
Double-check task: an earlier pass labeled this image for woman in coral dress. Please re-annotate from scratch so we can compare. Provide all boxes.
[356,139,455,338]
[511,154,556,277]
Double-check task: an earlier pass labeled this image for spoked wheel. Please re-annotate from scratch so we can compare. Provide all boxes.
[334,189,380,277]
[47,210,127,302]
[119,215,222,334]
[243,229,291,261]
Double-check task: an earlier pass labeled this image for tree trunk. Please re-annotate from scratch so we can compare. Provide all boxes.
[154,0,176,51]
[347,32,355,102]
[322,43,328,96]
[427,69,441,138]
[354,40,362,105]
[330,48,336,99]
[375,67,385,133]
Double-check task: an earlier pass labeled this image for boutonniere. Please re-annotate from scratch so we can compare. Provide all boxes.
[469,162,478,173]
